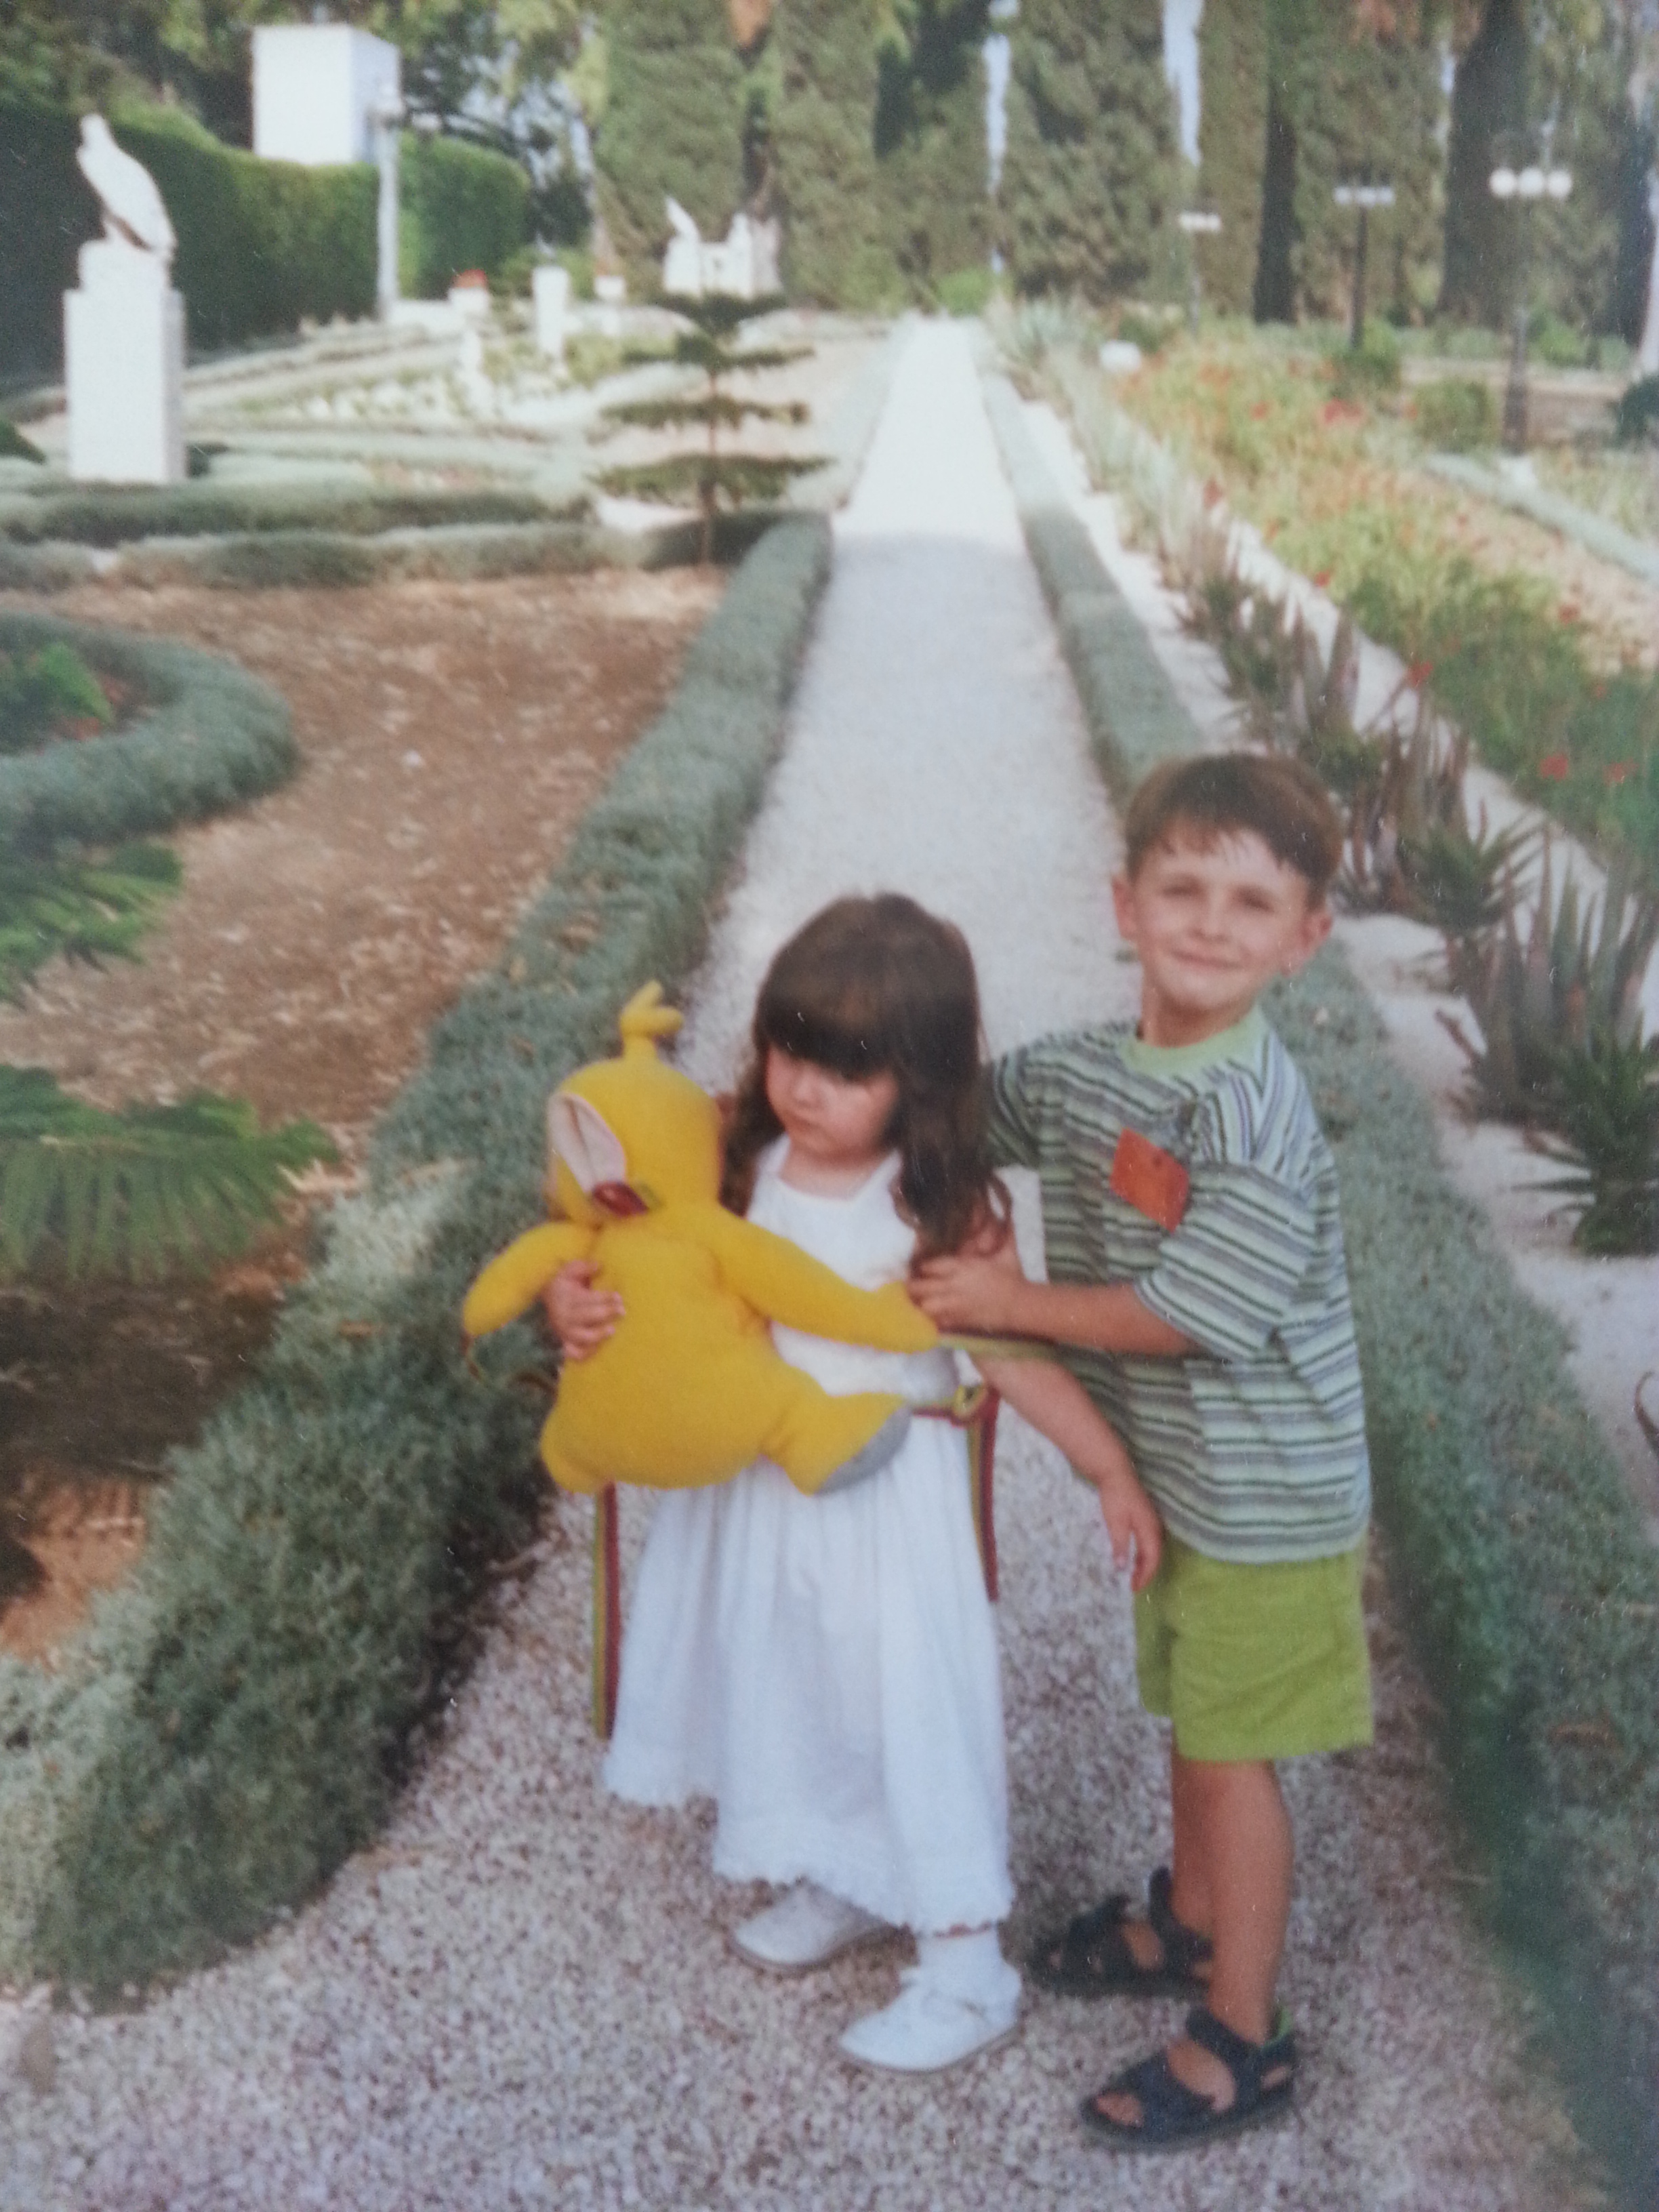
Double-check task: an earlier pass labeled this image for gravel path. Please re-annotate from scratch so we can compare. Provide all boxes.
[0,321,1605,2212]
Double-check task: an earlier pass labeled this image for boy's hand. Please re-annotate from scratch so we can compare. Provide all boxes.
[912,1240,1028,1334]
[544,1261,623,1361]
[1099,1471,1163,1593]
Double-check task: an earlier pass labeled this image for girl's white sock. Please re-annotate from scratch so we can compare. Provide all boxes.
[916,1927,1019,2010]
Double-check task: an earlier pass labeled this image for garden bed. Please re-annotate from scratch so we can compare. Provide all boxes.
[0,565,722,1662]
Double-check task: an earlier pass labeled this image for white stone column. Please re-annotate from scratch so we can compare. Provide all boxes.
[533,263,571,361]
[64,239,186,485]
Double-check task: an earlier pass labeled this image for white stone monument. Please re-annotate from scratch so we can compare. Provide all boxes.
[253,24,401,167]
[64,117,185,485]
[660,197,780,301]
[533,263,571,360]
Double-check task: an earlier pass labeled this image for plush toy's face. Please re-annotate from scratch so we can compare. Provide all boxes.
[548,1054,722,1225]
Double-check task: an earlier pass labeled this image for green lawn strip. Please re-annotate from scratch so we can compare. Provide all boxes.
[1054,346,1659,898]
[0,516,832,1992]
[981,362,1659,2205]
[0,483,573,548]
[0,611,295,851]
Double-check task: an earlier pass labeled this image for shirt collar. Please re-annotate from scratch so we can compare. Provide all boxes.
[1119,1004,1267,1078]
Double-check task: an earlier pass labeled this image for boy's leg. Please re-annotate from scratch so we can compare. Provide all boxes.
[1094,1754,1291,2125]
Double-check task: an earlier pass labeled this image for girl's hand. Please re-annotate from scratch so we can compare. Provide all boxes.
[911,1240,1028,1334]
[1098,1472,1163,1593]
[544,1261,623,1361]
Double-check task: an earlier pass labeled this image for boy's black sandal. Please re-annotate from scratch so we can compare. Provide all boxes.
[1028,1866,1213,1998]
[1080,2004,1296,2154]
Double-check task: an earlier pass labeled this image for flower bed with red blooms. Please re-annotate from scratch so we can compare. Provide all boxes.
[1073,329,1659,897]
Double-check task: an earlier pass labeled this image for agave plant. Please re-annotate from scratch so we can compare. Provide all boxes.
[1444,842,1659,1122]
[1538,1031,1659,1256]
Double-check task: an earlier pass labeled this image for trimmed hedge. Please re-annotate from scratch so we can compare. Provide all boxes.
[401,134,529,302]
[0,509,782,594]
[0,483,560,548]
[0,514,832,1990]
[112,108,375,354]
[982,359,1659,2205]
[0,611,295,854]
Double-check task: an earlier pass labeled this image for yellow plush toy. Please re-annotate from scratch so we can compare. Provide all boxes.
[462,982,941,1498]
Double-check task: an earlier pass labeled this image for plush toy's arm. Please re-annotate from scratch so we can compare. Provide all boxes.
[463,1223,595,1337]
[685,1204,939,1352]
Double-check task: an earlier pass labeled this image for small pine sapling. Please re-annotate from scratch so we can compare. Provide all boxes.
[598,293,825,562]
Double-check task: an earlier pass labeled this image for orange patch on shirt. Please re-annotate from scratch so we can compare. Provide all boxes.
[1110,1130,1191,1231]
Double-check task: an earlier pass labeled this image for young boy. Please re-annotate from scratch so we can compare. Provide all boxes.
[913,752,1372,2150]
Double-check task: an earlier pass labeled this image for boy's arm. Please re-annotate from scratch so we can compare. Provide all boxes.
[979,1355,1162,1589]
[914,1239,1197,1357]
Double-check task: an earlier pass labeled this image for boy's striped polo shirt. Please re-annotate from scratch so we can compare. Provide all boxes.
[985,1006,1370,1565]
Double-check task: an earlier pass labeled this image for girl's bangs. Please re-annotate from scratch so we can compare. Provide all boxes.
[759,990,893,1080]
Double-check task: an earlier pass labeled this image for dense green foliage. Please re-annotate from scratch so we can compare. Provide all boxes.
[1414,374,1498,449]
[985,360,1659,2200]
[999,0,1177,306]
[399,130,529,299]
[0,483,554,548]
[112,106,376,350]
[0,515,830,1990]
[592,0,747,297]
[0,640,111,752]
[0,90,100,381]
[0,842,177,1000]
[770,0,991,310]
[0,612,295,853]
[1193,0,1268,318]
[771,0,888,306]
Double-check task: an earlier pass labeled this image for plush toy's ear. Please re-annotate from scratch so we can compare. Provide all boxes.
[549,1090,628,1192]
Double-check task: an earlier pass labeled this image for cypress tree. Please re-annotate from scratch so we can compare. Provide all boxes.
[1000,0,1177,303]
[1440,0,1528,322]
[771,0,895,307]
[1195,0,1269,317]
[1284,1,1444,325]
[593,0,747,295]
[874,3,992,293]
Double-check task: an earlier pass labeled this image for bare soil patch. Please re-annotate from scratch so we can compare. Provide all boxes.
[0,566,722,1654]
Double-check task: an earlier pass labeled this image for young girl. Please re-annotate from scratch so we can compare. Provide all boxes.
[552,895,1160,2073]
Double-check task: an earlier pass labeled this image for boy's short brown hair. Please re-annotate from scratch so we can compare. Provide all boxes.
[1123,753,1344,898]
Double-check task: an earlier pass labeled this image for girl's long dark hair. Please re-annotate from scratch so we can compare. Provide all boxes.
[721,894,1008,1259]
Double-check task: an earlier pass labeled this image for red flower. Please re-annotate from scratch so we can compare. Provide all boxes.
[1250,401,1271,419]
[1557,602,1580,625]
[1604,761,1638,787]
[1263,520,1279,541]
[1539,752,1571,781]
[1202,478,1225,510]
[1311,569,1333,590]
[1405,660,1433,689]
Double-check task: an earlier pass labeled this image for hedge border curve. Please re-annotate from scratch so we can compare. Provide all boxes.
[0,514,833,1993]
[0,610,297,851]
[981,361,1659,2210]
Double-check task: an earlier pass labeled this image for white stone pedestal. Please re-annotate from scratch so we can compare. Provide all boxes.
[533,264,571,360]
[64,240,185,485]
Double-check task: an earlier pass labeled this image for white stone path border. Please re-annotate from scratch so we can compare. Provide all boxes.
[1020,398,1659,1530]
[0,321,1606,2212]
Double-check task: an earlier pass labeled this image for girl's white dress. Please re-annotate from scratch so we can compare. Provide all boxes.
[603,1140,1012,1936]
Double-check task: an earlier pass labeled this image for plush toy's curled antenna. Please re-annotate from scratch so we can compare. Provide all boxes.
[617,981,683,1061]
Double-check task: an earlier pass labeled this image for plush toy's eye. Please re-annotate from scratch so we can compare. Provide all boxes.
[550,1092,628,1193]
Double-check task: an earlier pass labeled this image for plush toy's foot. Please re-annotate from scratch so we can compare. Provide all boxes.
[814,1406,912,1496]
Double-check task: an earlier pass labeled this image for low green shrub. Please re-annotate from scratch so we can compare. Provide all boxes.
[0,482,560,548]
[1614,374,1659,447]
[1326,322,1402,399]
[1530,309,1589,369]
[935,267,994,318]
[401,135,529,301]
[0,421,45,464]
[112,107,375,353]
[0,612,295,853]
[1413,376,1496,452]
[556,245,597,301]
[0,514,830,1991]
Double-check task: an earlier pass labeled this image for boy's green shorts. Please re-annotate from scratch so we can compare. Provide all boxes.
[1134,1534,1373,1763]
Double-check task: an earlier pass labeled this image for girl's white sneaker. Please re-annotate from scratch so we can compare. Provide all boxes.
[838,1967,1021,2075]
[731,1883,890,1975]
